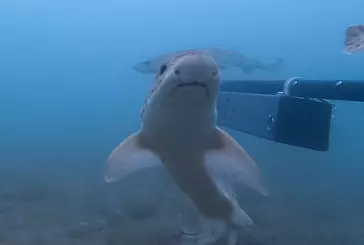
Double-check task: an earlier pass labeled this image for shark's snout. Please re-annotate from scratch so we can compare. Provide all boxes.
[171,53,219,87]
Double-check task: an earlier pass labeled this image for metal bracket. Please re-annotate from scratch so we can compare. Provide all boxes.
[217,91,332,151]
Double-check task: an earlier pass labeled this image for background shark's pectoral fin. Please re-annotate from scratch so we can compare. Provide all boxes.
[104,132,162,183]
[205,127,269,196]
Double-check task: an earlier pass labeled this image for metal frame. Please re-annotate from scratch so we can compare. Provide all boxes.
[217,77,364,151]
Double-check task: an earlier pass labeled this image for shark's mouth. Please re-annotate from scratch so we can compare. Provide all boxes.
[176,81,207,89]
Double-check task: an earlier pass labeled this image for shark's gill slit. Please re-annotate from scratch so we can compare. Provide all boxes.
[159,64,167,75]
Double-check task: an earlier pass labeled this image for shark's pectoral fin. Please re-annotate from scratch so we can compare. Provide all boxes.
[205,127,269,196]
[104,132,162,183]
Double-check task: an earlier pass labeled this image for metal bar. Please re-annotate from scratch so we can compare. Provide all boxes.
[221,79,364,102]
[221,80,285,94]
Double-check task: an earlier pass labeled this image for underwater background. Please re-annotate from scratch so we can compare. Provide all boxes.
[1,0,364,244]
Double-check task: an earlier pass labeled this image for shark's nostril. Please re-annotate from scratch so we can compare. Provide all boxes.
[175,70,181,75]
[212,71,217,76]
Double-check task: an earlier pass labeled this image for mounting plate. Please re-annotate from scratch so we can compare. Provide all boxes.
[217,91,333,151]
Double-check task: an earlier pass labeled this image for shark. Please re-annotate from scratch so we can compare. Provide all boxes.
[105,51,269,245]
[133,48,283,75]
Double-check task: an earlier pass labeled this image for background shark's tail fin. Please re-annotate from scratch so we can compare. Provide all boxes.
[267,57,284,71]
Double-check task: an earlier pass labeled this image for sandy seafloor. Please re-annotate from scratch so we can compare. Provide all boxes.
[1,158,364,245]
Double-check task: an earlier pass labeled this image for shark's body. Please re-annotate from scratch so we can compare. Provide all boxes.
[105,52,268,245]
[133,48,283,75]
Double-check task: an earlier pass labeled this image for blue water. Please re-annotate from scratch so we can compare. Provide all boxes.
[1,0,364,244]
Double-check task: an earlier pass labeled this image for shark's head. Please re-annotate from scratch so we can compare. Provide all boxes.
[141,52,221,129]
[153,52,220,104]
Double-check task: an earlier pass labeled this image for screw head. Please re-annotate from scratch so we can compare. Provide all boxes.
[267,115,275,131]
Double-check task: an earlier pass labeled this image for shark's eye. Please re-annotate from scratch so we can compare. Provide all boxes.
[159,64,167,75]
